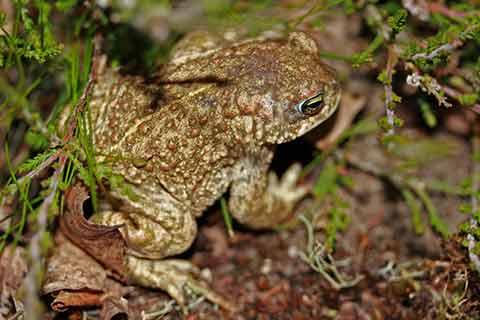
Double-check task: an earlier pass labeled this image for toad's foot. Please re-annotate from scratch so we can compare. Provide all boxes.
[126,256,235,312]
[268,163,309,205]
[229,159,310,229]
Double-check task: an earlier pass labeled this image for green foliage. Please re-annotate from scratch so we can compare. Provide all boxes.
[350,33,384,67]
[418,99,438,128]
[312,160,351,250]
[341,5,407,67]
[16,148,56,174]
[220,197,235,238]
[378,115,404,132]
[415,184,450,238]
[313,161,338,199]
[458,93,479,106]
[401,188,425,235]
[95,163,139,203]
[301,119,379,249]
[0,0,62,67]
[25,130,49,150]
[387,9,407,39]
[0,0,98,256]
[104,23,164,73]
[460,138,480,259]
[405,13,480,71]
[0,144,35,252]
[76,107,98,210]
[202,0,283,35]
[324,195,350,250]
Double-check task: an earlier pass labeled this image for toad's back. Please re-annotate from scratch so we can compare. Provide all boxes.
[89,69,253,212]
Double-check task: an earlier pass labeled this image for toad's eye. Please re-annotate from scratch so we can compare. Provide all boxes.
[296,92,324,116]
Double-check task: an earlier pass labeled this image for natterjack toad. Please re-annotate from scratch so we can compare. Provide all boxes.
[88,31,340,309]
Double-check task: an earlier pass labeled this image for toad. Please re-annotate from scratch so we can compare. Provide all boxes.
[88,31,341,309]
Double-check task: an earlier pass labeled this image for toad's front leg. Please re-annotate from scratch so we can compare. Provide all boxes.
[229,147,309,229]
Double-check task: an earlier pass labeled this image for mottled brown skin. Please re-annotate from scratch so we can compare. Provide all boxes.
[89,31,340,309]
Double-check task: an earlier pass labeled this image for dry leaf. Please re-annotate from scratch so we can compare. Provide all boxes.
[51,290,103,311]
[44,232,130,319]
[43,232,107,295]
[61,185,127,281]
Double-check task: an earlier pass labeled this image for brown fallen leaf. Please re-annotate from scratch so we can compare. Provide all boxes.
[51,288,129,319]
[43,231,107,295]
[60,184,127,281]
[51,290,102,312]
[43,232,130,319]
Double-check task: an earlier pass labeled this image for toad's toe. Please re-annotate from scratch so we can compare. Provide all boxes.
[126,256,236,312]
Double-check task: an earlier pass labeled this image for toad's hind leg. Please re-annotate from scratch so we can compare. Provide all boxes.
[92,210,234,310]
[93,210,196,259]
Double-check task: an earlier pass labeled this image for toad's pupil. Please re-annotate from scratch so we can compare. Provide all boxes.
[297,92,324,116]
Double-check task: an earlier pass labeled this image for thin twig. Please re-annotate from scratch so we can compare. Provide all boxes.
[384,45,399,136]
[412,42,461,61]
